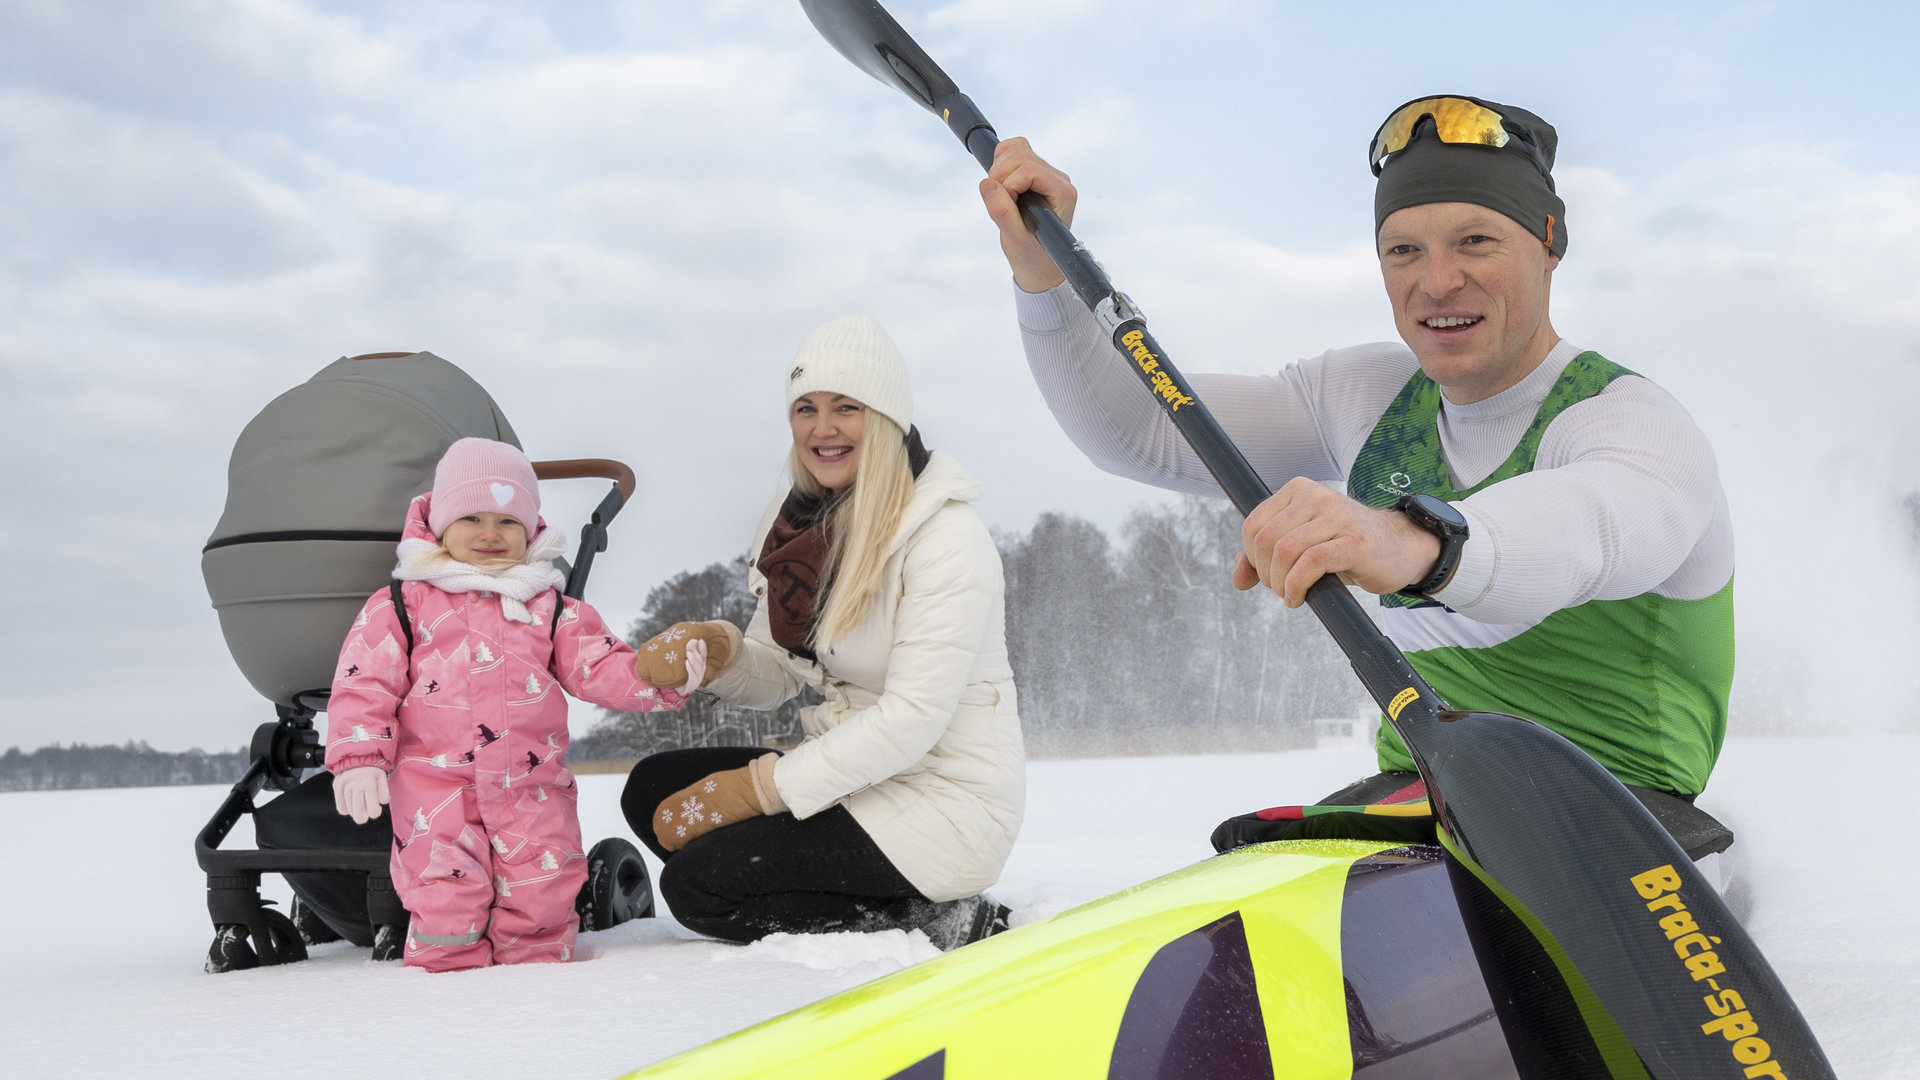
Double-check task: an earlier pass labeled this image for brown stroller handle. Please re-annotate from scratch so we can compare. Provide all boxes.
[530,459,633,599]
[531,458,635,502]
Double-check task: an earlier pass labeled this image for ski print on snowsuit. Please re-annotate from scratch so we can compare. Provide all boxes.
[326,493,689,971]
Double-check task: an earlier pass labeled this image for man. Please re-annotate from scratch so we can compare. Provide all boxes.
[978,96,1736,857]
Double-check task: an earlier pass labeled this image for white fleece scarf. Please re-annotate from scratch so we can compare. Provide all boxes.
[394,526,569,625]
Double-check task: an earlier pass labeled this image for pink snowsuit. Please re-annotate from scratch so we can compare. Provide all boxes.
[326,495,687,971]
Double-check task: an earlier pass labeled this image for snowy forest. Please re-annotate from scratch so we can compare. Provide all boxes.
[574,496,1365,762]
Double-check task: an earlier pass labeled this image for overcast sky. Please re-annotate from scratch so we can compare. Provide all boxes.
[4,0,1917,753]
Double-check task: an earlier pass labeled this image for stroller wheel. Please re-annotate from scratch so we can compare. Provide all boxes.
[207,925,256,973]
[370,923,405,962]
[577,837,655,932]
[289,897,342,946]
[205,909,308,973]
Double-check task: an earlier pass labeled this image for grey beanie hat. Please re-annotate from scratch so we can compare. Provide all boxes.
[1373,95,1568,258]
[786,315,914,431]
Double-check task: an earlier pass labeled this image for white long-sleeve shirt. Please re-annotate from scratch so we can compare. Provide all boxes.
[1014,282,1735,624]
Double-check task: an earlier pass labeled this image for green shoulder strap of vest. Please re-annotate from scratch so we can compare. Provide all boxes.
[1348,350,1639,511]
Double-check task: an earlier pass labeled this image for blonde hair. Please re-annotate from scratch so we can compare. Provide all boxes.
[786,410,916,651]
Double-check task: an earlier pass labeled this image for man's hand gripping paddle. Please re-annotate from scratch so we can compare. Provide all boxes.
[797,2,1834,1077]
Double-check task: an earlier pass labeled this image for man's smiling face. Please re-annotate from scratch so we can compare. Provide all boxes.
[1377,200,1560,404]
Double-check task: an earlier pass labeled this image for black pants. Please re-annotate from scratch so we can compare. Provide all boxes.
[621,747,955,943]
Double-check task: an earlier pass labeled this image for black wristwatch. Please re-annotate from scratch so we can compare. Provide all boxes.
[1393,493,1469,599]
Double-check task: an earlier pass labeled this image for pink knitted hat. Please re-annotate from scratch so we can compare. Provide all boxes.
[427,438,541,538]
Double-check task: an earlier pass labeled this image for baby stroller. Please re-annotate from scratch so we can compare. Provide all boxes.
[196,350,654,972]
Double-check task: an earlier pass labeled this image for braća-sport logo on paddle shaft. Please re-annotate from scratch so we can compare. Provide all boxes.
[1118,329,1195,412]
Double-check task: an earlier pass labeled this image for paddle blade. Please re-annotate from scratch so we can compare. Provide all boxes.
[798,0,958,112]
[1414,709,1833,1079]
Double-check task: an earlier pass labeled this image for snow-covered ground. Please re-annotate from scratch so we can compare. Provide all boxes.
[4,735,1907,1079]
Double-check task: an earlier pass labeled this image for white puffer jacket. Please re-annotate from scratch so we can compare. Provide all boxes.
[702,452,1025,901]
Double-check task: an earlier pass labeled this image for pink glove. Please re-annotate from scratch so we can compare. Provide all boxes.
[635,621,735,689]
[682,637,708,696]
[334,766,390,824]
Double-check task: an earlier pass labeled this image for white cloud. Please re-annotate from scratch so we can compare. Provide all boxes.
[0,0,407,126]
[0,93,325,278]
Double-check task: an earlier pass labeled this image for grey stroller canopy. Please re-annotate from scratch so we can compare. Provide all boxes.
[202,351,519,709]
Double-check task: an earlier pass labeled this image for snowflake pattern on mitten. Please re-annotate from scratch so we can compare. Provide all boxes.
[661,782,721,841]
[643,626,688,653]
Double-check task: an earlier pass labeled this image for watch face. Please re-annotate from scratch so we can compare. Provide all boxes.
[1405,493,1467,532]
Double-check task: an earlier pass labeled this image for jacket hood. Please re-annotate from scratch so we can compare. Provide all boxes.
[886,452,983,557]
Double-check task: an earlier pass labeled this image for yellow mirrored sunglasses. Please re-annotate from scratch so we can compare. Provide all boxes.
[1368,96,1544,177]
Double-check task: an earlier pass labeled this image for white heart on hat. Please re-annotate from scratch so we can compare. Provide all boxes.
[490,482,516,507]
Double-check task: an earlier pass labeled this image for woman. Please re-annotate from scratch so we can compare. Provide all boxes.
[619,315,1025,949]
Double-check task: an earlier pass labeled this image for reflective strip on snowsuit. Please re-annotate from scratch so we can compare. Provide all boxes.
[1348,351,1734,795]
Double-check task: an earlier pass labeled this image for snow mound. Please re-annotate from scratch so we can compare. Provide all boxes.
[717,929,942,970]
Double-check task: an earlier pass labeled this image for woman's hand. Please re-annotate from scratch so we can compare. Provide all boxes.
[653,755,783,852]
[635,620,736,689]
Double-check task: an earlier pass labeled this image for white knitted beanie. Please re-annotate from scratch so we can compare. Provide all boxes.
[786,315,913,431]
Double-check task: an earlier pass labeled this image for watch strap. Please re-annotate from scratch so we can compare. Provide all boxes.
[1395,494,1467,598]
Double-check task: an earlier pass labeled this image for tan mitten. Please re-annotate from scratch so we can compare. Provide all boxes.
[654,758,777,852]
[635,620,738,689]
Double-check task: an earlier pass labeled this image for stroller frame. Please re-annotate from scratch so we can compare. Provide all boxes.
[195,458,638,970]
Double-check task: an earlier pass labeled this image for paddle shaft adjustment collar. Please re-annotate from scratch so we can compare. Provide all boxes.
[1093,292,1146,337]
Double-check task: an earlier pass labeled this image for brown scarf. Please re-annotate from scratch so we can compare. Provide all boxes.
[759,427,929,661]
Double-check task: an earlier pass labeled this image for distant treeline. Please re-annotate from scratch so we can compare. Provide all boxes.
[579,496,1365,762]
[10,498,1368,791]
[0,741,249,792]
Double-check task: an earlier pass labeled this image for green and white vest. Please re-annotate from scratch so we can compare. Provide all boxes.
[1347,352,1734,795]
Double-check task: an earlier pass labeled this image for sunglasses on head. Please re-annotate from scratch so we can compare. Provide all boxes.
[1368,96,1548,179]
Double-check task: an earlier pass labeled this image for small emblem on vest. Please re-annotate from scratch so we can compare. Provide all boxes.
[1377,471,1413,497]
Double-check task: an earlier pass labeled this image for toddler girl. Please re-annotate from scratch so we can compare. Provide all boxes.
[326,437,706,971]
